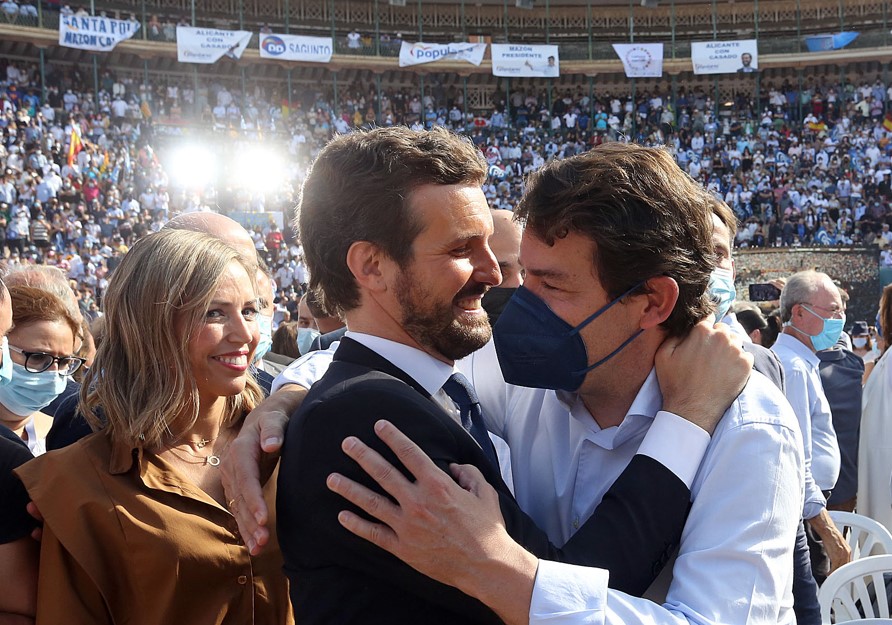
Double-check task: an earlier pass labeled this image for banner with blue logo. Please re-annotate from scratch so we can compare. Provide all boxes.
[491,44,560,77]
[804,32,859,52]
[398,41,487,67]
[176,26,251,64]
[612,43,664,78]
[58,15,140,52]
[259,33,333,63]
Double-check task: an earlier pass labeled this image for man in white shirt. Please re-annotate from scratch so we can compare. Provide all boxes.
[771,271,850,583]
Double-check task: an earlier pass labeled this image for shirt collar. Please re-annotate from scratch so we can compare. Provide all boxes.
[775,332,820,367]
[345,331,456,397]
[109,435,141,475]
[555,367,663,423]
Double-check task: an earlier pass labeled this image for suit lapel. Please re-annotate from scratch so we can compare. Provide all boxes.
[331,337,506,484]
[333,337,432,399]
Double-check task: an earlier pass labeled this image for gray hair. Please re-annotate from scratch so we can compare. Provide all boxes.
[779,271,833,322]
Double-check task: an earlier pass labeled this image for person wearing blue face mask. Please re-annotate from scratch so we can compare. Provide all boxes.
[0,285,83,457]
[0,278,40,624]
[772,271,850,584]
[252,267,279,372]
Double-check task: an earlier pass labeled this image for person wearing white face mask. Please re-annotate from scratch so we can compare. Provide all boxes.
[295,294,321,356]
[849,320,880,371]
[0,285,83,456]
[252,267,277,370]
[709,200,826,625]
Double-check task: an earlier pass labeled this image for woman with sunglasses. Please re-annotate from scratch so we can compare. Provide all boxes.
[0,284,83,455]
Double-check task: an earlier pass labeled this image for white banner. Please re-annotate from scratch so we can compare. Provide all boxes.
[691,39,759,75]
[398,41,487,67]
[491,44,560,78]
[176,26,252,64]
[259,33,333,63]
[612,43,664,78]
[58,15,140,52]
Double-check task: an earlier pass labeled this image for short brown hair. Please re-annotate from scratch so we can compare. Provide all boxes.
[297,126,487,316]
[516,143,715,337]
[271,321,301,359]
[9,285,81,343]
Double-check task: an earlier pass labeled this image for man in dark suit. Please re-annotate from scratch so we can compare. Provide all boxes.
[276,128,753,624]
[320,141,802,625]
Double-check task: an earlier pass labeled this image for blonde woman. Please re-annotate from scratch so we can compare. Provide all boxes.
[17,229,293,625]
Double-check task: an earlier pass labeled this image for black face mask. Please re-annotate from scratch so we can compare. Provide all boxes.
[482,287,517,326]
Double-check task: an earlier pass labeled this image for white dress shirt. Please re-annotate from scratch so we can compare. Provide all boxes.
[275,337,802,624]
[772,332,841,497]
[463,341,803,625]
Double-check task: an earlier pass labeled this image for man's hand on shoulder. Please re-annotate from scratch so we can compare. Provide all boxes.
[656,317,753,436]
[222,383,307,555]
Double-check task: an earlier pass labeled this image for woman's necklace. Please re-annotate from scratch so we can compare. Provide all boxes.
[165,428,234,468]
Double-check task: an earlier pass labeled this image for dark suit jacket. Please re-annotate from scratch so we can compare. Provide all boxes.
[744,342,785,393]
[309,325,347,352]
[277,337,691,625]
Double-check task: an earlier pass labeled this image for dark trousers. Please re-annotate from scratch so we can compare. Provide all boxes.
[793,521,822,625]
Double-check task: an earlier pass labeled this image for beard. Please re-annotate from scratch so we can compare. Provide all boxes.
[396,268,492,362]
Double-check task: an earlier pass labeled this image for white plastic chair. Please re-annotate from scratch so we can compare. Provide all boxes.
[829,511,892,561]
[835,619,892,624]
[818,554,892,623]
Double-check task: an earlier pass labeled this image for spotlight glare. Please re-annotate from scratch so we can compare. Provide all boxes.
[232,147,287,193]
[168,145,217,190]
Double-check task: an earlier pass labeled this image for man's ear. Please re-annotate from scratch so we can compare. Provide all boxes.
[637,276,680,330]
[346,241,390,293]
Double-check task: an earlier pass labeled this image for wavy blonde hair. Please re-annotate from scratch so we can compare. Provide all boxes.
[81,229,263,448]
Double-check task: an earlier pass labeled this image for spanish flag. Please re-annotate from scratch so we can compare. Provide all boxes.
[67,123,82,167]
[883,112,892,132]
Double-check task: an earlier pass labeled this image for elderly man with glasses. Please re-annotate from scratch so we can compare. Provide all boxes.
[772,270,851,585]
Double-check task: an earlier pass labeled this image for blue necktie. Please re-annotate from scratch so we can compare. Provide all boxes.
[441,372,500,470]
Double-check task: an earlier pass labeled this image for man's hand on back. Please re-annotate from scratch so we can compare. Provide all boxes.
[221,384,307,555]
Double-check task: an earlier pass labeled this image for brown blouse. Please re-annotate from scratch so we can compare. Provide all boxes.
[16,431,293,625]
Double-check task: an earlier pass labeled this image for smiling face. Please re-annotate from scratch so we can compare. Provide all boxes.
[392,183,501,362]
[186,261,259,409]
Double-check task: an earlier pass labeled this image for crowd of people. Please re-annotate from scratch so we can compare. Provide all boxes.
[3,54,891,327]
[1,29,892,624]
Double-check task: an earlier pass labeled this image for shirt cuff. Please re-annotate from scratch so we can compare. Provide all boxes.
[529,559,608,625]
[636,410,710,489]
